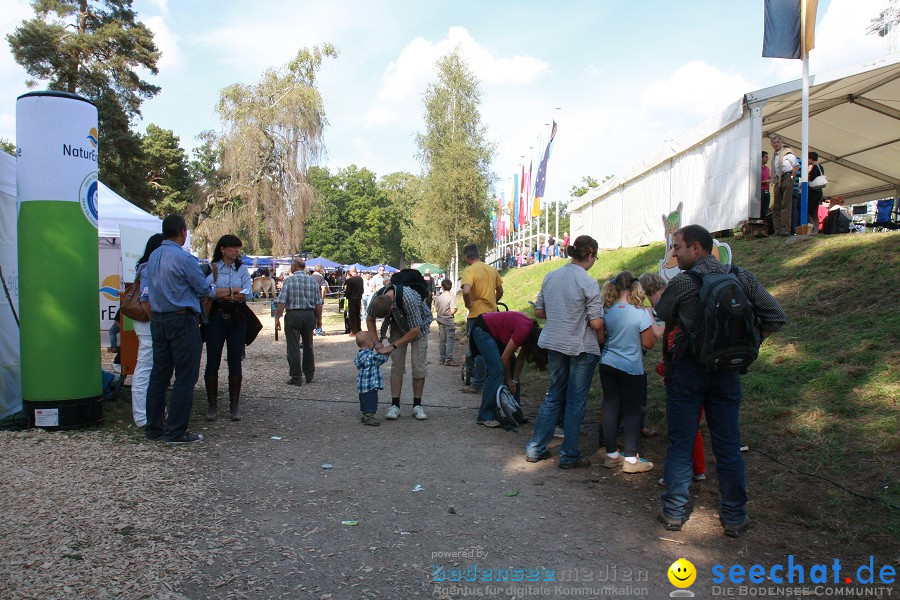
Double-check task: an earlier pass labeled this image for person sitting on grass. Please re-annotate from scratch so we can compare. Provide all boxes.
[355,331,390,426]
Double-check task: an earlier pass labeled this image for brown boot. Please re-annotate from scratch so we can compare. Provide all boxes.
[205,375,218,421]
[229,375,242,421]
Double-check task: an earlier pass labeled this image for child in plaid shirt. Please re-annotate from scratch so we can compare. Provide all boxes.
[355,331,390,426]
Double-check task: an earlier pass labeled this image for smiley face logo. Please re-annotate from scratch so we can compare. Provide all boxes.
[668,558,696,588]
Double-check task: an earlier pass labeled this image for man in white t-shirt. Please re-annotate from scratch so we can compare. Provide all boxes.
[770,135,799,237]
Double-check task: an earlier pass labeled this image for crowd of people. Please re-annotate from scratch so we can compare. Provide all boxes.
[133,213,786,538]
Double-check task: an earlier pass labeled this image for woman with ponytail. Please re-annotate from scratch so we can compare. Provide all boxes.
[598,271,658,474]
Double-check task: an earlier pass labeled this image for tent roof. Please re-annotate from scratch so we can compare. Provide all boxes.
[754,53,900,204]
[306,256,341,269]
[570,53,900,212]
[98,182,161,238]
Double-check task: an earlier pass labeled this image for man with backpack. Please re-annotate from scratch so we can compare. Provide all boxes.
[366,269,433,421]
[651,225,786,538]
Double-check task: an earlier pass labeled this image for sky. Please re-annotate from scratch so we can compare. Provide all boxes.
[0,0,893,205]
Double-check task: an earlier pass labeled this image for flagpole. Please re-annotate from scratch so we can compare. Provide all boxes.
[554,108,561,245]
[800,2,810,231]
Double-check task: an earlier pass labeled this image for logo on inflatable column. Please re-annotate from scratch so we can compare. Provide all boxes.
[80,171,98,228]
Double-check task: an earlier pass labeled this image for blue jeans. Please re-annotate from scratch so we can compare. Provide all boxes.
[473,326,514,422]
[359,389,378,414]
[525,350,598,464]
[465,318,486,390]
[145,312,203,441]
[662,358,747,525]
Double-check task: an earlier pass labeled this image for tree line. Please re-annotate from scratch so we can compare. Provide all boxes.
[4,0,495,270]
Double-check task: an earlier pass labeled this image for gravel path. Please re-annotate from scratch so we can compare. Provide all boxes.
[3,303,882,599]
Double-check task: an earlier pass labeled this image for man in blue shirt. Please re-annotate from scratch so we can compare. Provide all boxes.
[143,215,216,444]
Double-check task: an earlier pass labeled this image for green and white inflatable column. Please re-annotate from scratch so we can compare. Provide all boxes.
[17,91,103,429]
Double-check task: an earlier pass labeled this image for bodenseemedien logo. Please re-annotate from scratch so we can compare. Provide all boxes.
[667,558,696,598]
[80,171,98,228]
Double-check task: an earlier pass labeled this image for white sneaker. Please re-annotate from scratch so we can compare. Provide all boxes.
[413,405,427,420]
[384,405,401,420]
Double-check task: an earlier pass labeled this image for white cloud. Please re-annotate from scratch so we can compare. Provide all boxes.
[641,60,750,118]
[365,26,549,129]
[144,15,182,72]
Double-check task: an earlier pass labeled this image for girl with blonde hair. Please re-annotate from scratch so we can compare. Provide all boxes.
[598,271,658,474]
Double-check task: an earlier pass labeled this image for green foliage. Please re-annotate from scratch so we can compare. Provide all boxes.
[415,48,495,267]
[569,175,599,198]
[304,166,415,266]
[140,124,192,216]
[7,0,160,203]
[208,44,338,255]
[0,139,14,156]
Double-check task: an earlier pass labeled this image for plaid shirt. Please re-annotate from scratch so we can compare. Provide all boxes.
[355,348,390,393]
[277,271,323,310]
[655,254,787,357]
[375,286,432,341]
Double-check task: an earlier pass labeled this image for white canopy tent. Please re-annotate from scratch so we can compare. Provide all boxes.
[569,54,900,249]
[0,151,20,419]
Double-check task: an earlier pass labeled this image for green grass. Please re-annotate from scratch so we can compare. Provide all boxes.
[496,233,900,547]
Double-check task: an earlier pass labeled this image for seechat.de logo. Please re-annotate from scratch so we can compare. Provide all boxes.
[87,127,99,148]
[100,274,120,302]
[667,558,696,598]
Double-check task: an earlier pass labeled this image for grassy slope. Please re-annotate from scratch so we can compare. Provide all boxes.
[496,233,899,547]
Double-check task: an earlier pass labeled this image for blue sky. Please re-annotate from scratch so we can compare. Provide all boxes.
[0,0,892,202]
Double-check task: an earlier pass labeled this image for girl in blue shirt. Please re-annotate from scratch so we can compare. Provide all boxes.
[599,271,657,474]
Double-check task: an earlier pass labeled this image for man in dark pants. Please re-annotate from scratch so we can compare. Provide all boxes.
[651,225,786,537]
[275,257,323,385]
[344,266,364,336]
[143,215,216,444]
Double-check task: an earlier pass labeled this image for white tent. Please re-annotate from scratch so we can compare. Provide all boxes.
[98,182,162,238]
[0,151,20,419]
[97,184,161,339]
[569,54,900,249]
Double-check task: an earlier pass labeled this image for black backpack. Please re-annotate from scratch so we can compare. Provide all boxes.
[685,266,761,374]
[387,268,429,312]
[495,385,527,430]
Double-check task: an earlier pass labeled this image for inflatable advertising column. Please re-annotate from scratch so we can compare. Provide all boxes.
[17,91,102,429]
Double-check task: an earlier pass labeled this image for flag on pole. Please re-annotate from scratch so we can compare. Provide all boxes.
[512,173,520,230]
[525,160,533,220]
[763,0,817,58]
[533,121,558,217]
[519,164,526,228]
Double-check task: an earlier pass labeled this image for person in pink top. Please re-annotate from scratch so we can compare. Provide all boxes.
[470,311,547,428]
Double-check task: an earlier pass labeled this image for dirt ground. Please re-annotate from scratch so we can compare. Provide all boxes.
[2,302,896,600]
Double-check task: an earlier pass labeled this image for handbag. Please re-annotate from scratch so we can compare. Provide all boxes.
[810,174,828,189]
[120,269,149,321]
[809,165,827,189]
[241,302,263,345]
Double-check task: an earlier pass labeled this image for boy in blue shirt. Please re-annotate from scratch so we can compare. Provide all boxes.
[355,331,390,426]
